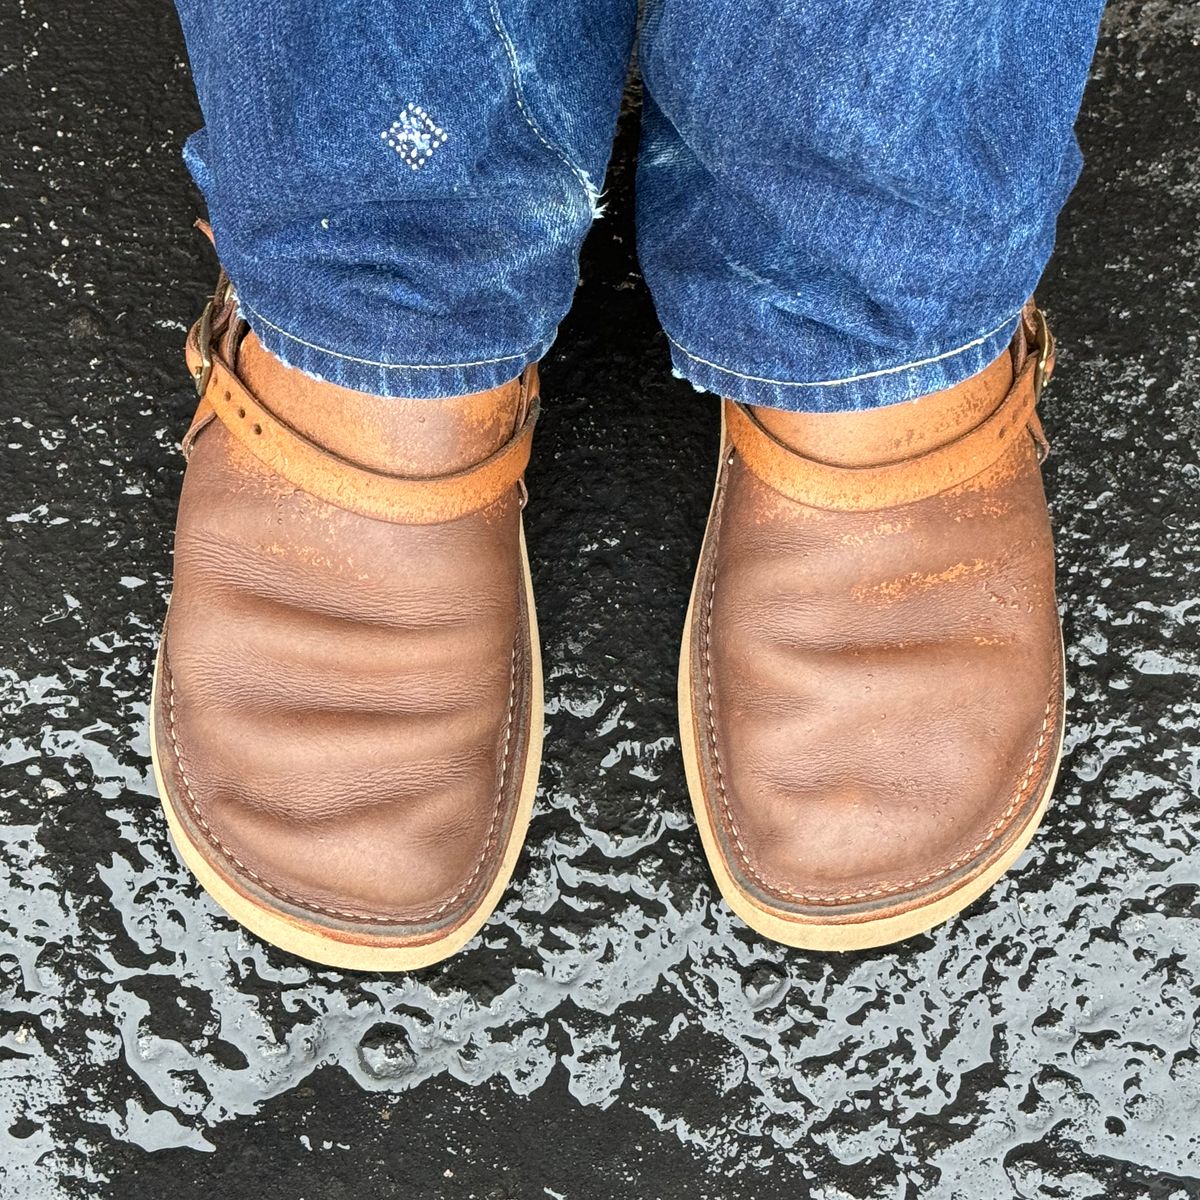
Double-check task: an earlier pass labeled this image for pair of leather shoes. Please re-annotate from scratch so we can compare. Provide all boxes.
[151,281,1063,968]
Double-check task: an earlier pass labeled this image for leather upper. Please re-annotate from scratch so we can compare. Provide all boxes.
[687,309,1064,916]
[154,290,537,934]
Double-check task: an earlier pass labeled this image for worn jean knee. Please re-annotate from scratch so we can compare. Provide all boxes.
[175,0,634,396]
[635,0,1107,411]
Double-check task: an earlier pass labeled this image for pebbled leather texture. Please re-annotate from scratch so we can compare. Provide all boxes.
[154,309,537,938]
[686,312,1064,920]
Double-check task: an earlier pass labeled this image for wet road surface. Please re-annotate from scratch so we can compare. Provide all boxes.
[2,1,1199,1196]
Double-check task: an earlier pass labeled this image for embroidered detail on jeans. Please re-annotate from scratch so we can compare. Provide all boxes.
[380,104,448,171]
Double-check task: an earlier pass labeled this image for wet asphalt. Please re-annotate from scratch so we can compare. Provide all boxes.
[2,1,1199,1197]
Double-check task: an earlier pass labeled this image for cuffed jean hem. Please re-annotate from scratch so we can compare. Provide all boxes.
[663,313,1023,413]
[237,298,553,399]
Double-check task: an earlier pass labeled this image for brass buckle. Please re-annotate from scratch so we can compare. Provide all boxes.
[193,297,215,398]
[1026,307,1055,463]
[1031,307,1053,402]
[192,277,234,398]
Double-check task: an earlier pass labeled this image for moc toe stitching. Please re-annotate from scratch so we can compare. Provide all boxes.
[162,636,521,928]
[698,459,1062,911]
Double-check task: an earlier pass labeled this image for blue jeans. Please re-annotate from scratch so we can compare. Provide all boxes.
[175,0,1105,411]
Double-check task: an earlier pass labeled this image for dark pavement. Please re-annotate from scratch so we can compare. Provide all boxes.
[1,1,1198,1197]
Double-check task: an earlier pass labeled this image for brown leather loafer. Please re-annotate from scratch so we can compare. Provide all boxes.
[151,275,542,970]
[680,306,1065,951]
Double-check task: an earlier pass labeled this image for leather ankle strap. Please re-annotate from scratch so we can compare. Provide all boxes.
[726,305,1055,512]
[181,299,538,525]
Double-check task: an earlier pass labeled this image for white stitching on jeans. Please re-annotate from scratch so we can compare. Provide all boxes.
[666,312,1021,389]
[486,0,600,211]
[241,300,545,372]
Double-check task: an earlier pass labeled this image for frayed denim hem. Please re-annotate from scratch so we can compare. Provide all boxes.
[664,315,1023,413]
[241,300,553,399]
